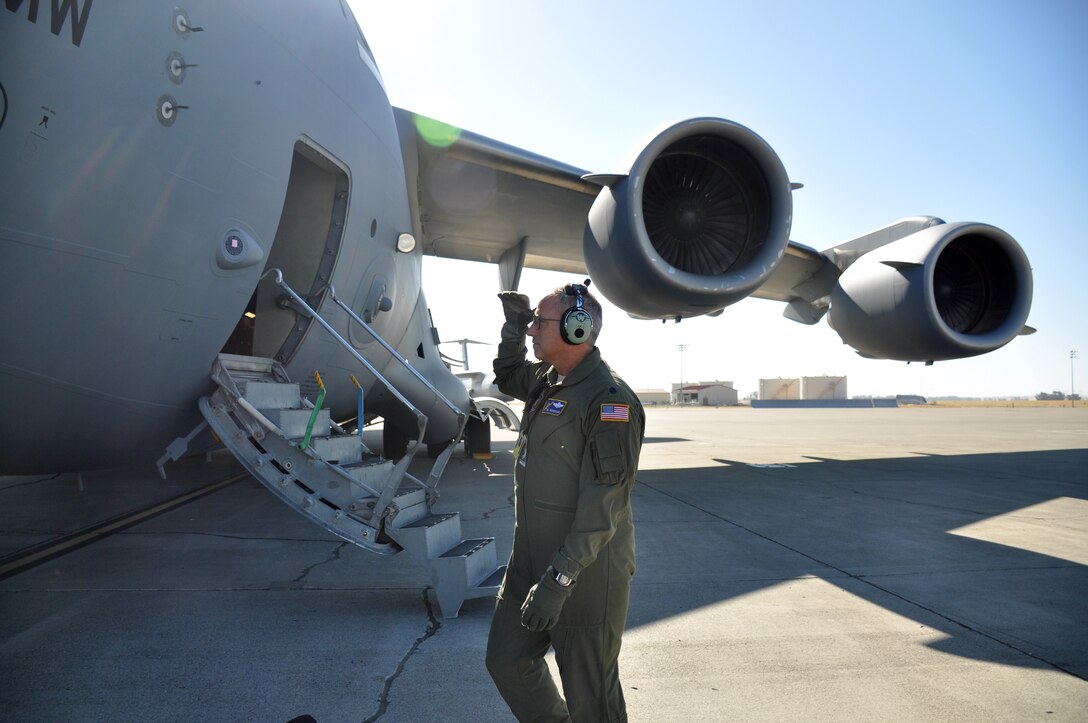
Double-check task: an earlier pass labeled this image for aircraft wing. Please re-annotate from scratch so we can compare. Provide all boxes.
[395,108,1032,362]
[394,108,598,283]
[395,108,833,305]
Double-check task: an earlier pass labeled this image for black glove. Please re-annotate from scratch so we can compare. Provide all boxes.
[498,291,532,325]
[498,291,533,342]
[520,570,574,632]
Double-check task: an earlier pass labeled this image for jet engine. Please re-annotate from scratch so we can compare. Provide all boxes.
[583,118,794,319]
[828,222,1033,362]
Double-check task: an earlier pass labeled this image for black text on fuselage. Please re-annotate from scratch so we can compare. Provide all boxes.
[7,0,94,47]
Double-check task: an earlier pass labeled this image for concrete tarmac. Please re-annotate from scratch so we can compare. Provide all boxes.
[1,406,1086,721]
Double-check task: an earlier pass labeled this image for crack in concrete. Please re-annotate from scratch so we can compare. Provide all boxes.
[122,530,342,543]
[0,473,62,492]
[481,493,515,520]
[363,588,441,722]
[294,542,349,583]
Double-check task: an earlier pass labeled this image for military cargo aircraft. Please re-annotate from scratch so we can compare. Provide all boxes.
[0,2,1033,614]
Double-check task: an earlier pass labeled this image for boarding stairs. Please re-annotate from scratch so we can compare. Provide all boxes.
[166,269,504,618]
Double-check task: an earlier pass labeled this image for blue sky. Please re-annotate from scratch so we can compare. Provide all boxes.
[348,0,1087,399]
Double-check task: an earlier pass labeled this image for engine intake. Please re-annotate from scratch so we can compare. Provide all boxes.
[828,222,1033,362]
[583,118,793,319]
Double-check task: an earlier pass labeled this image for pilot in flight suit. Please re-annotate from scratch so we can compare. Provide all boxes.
[485,284,645,723]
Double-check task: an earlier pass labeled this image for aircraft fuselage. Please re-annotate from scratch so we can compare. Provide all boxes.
[0,1,467,473]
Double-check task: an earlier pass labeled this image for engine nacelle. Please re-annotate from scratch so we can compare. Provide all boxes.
[583,118,794,319]
[828,222,1033,362]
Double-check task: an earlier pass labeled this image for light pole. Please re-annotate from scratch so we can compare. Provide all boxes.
[1072,350,1079,408]
[677,344,687,406]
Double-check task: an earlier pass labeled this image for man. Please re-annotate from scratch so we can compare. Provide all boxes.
[485,282,645,723]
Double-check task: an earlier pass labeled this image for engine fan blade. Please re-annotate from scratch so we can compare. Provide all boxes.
[643,152,752,276]
[934,243,988,332]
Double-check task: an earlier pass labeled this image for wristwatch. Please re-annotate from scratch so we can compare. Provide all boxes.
[551,567,574,587]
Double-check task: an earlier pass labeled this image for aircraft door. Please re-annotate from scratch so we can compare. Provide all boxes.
[223,139,348,362]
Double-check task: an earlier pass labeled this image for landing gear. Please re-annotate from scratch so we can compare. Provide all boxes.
[463,415,491,457]
[386,414,494,460]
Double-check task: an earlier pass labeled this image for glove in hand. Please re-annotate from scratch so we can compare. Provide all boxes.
[520,572,574,632]
[498,291,533,328]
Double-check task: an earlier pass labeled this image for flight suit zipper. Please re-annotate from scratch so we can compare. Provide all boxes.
[517,377,559,573]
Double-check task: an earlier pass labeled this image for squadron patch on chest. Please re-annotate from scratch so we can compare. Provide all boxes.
[600,403,630,422]
[542,398,568,416]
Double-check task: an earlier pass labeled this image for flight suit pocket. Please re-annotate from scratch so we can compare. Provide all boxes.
[535,414,581,472]
[591,428,627,485]
[533,499,577,515]
[537,412,576,445]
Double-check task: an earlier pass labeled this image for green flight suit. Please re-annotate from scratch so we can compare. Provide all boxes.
[485,328,644,723]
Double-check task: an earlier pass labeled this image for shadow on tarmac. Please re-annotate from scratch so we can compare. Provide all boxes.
[0,443,1083,717]
[626,447,1088,678]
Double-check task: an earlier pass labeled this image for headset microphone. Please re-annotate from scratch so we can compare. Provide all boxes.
[560,278,593,345]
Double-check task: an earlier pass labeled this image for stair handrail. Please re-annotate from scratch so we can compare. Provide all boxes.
[262,269,428,519]
[328,289,467,427]
[263,269,426,427]
[327,285,470,494]
[261,269,467,530]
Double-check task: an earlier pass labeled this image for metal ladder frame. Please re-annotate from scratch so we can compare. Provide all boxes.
[156,269,507,615]
[261,268,468,526]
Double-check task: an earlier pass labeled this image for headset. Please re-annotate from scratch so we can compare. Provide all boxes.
[560,279,594,345]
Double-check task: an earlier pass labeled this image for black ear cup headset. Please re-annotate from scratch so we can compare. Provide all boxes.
[561,279,593,345]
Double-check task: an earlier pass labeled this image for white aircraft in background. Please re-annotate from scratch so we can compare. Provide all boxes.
[440,338,512,401]
[0,2,1033,613]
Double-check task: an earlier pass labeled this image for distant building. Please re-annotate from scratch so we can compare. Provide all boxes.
[759,377,800,400]
[801,375,847,400]
[671,380,738,406]
[635,389,671,405]
[761,374,844,397]
[759,376,847,400]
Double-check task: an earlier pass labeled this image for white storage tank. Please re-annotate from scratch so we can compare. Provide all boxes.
[759,378,800,400]
[801,375,847,400]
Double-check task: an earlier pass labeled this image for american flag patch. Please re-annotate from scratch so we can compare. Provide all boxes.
[600,403,630,422]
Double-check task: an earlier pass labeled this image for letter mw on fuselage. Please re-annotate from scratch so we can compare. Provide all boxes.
[6,0,95,47]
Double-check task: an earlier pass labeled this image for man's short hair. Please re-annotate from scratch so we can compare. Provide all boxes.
[549,285,603,344]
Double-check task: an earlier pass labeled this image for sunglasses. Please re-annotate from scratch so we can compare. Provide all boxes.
[530,314,563,327]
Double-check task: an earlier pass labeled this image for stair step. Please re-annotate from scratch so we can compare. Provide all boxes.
[204,352,506,621]
[342,458,395,488]
[239,380,300,409]
[438,537,497,588]
[474,565,506,591]
[387,512,461,562]
[352,486,431,529]
[198,394,393,555]
[217,353,282,379]
[259,408,330,439]
[310,434,366,465]
[388,487,429,527]
[432,537,500,618]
